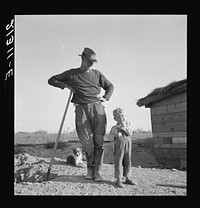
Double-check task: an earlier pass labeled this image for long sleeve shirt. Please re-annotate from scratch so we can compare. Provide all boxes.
[48,68,114,104]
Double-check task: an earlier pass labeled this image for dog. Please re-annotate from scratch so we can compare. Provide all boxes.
[66,147,86,168]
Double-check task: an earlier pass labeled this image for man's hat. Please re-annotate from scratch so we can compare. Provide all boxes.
[79,47,97,62]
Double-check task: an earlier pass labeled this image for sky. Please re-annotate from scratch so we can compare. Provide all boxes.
[15,15,187,133]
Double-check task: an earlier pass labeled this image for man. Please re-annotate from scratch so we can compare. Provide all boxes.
[48,47,114,182]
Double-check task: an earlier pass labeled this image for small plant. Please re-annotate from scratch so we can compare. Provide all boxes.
[14,146,25,154]
[44,141,68,150]
[44,142,55,149]
[33,130,47,135]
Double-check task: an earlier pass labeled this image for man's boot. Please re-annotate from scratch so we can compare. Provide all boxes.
[94,148,104,182]
[85,152,95,180]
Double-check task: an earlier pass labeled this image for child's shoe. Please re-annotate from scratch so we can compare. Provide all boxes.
[125,178,138,186]
[116,179,124,188]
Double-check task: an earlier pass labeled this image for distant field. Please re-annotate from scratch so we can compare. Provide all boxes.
[15,132,75,145]
[14,131,152,145]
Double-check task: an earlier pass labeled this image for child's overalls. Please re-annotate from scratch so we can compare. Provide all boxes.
[114,134,132,180]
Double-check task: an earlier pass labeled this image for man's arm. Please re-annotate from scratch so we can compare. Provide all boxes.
[97,70,114,101]
[48,76,66,89]
[102,83,114,101]
[48,70,74,92]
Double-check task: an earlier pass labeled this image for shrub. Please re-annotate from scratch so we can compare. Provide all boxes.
[44,141,68,150]
[14,146,25,154]
[33,130,47,135]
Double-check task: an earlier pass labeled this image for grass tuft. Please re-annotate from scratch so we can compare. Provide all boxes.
[44,141,69,150]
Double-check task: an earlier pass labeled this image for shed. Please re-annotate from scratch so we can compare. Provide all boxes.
[136,79,187,169]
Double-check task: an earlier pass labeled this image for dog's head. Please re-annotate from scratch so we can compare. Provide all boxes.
[73,147,83,157]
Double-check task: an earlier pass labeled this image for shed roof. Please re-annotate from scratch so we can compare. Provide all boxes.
[136,79,187,107]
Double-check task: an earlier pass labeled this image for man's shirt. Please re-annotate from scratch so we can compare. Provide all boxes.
[51,68,114,104]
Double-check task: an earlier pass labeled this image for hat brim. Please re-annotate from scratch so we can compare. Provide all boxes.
[78,54,97,62]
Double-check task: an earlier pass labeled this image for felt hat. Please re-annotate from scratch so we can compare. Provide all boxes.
[79,47,97,62]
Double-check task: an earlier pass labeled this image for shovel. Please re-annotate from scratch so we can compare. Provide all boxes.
[46,90,73,180]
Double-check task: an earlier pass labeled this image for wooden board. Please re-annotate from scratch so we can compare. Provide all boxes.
[154,137,187,144]
[150,93,186,108]
[154,137,172,144]
[172,137,187,144]
[156,183,187,188]
[181,160,187,168]
[153,131,186,138]
[154,143,187,149]
[151,111,186,124]
[151,103,186,116]
[152,121,186,133]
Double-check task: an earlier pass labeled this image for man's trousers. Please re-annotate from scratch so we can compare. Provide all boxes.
[75,101,107,155]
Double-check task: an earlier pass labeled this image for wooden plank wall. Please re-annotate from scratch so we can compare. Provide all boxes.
[151,92,187,146]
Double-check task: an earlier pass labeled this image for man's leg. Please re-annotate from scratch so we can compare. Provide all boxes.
[75,105,94,179]
[93,146,104,181]
[85,152,95,180]
[92,102,107,182]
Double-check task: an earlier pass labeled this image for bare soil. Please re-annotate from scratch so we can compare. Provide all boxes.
[14,133,187,196]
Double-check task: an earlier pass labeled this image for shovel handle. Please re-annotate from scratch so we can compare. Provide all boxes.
[46,90,73,180]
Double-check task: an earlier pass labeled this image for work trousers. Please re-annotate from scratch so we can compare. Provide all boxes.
[75,101,107,155]
[114,136,132,179]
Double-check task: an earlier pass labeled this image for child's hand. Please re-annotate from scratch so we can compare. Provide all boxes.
[117,132,123,137]
[117,125,131,137]
[116,126,123,137]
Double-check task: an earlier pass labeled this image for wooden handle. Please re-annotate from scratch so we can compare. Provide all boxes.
[156,183,187,189]
[46,91,73,180]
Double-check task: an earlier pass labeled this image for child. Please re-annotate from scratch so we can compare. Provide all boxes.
[108,108,137,188]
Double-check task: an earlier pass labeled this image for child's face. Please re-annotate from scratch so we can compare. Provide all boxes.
[113,113,125,124]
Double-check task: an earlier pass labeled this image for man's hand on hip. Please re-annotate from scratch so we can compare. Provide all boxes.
[97,94,106,102]
[99,97,106,102]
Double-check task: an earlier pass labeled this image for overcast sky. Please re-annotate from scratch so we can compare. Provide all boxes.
[15,15,187,133]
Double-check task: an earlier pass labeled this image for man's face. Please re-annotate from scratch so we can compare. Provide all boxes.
[83,57,94,68]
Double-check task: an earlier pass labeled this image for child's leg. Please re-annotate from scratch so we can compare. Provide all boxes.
[114,139,125,181]
[123,139,138,186]
[123,138,132,179]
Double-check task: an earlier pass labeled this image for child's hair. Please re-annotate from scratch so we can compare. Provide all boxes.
[113,107,125,117]
[113,108,131,127]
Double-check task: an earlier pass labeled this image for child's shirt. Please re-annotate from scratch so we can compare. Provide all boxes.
[108,122,132,141]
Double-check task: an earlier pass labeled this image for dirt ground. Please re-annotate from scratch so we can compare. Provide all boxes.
[14,134,187,196]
